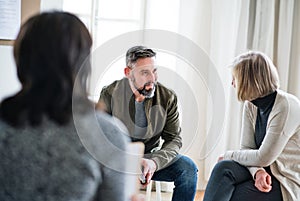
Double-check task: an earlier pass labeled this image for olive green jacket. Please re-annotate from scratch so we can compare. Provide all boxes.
[99,78,182,170]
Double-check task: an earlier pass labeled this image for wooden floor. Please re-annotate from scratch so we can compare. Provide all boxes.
[140,190,205,201]
[195,190,205,201]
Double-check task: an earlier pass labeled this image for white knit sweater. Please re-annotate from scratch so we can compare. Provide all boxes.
[224,90,300,201]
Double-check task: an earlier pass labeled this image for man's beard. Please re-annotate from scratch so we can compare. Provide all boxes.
[137,83,156,98]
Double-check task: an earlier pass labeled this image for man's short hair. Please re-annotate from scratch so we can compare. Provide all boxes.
[126,46,156,67]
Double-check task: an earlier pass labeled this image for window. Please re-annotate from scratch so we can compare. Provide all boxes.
[61,0,180,101]
[63,0,93,31]
[63,0,144,48]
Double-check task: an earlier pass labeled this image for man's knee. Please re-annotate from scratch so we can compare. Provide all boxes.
[175,155,198,177]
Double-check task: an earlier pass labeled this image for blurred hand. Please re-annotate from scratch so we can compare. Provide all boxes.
[254,169,272,192]
[141,158,157,185]
[131,194,145,201]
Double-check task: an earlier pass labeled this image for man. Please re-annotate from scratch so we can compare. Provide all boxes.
[98,46,198,201]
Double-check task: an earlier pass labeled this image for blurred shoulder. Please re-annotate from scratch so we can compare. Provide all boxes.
[95,111,130,144]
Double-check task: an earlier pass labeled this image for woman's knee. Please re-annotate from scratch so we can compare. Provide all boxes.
[211,160,239,176]
[211,160,250,183]
[214,160,238,170]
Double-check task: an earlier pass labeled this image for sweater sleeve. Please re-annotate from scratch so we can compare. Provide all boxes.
[224,98,291,168]
[224,103,262,178]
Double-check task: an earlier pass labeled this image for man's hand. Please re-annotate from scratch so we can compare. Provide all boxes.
[141,158,157,185]
[254,169,272,192]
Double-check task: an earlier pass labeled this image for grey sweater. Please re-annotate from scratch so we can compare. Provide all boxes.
[0,111,130,201]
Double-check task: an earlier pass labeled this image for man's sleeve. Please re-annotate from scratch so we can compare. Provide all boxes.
[98,87,112,115]
[149,94,182,170]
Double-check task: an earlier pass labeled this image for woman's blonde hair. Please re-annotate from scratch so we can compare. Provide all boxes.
[232,51,280,101]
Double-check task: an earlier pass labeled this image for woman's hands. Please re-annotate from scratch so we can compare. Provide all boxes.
[254,169,272,192]
[219,154,272,193]
[218,154,224,162]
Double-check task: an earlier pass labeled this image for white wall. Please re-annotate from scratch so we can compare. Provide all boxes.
[0,45,20,101]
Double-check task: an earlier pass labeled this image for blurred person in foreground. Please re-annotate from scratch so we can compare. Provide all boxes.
[0,11,143,201]
[203,51,300,201]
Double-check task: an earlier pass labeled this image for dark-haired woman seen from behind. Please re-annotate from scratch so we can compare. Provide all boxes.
[203,51,300,201]
[0,11,140,201]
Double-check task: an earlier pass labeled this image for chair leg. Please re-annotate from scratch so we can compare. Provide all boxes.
[155,181,162,201]
[146,180,153,201]
[146,181,162,201]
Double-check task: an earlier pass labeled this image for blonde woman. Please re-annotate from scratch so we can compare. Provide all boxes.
[203,51,300,201]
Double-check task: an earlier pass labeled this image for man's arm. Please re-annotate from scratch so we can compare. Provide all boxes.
[149,93,182,170]
[98,86,112,115]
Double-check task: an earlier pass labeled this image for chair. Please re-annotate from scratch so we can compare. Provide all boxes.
[146,180,162,201]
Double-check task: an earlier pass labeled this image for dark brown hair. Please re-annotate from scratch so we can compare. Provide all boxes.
[0,11,92,126]
[126,46,156,67]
